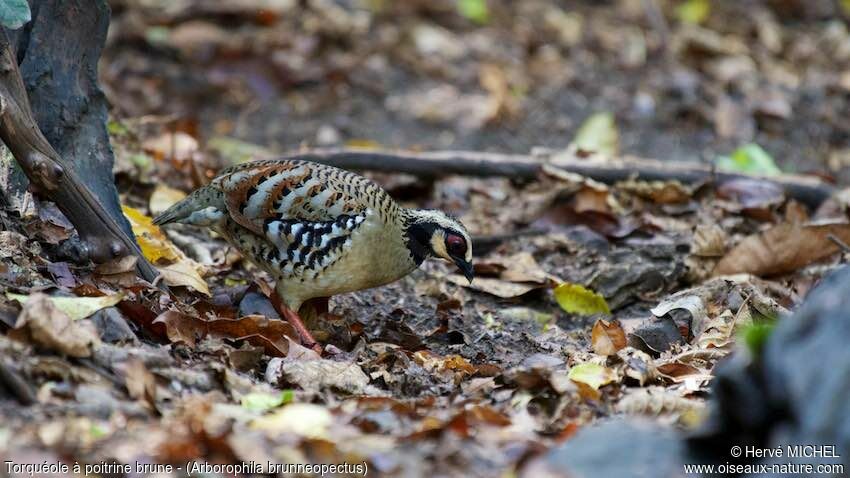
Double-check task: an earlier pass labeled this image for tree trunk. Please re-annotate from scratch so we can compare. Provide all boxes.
[0,0,158,283]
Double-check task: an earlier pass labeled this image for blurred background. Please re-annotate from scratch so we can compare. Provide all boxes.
[101,0,850,178]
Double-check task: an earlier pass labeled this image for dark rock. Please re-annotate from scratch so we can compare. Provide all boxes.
[629,315,684,356]
[522,420,685,478]
[238,291,281,321]
[90,307,138,343]
[688,266,850,474]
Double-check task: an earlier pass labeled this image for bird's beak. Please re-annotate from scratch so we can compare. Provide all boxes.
[454,258,474,283]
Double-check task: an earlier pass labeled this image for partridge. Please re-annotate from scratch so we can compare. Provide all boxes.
[154,159,473,349]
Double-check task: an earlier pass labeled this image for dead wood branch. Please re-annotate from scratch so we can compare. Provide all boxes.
[283,148,834,209]
[0,30,158,283]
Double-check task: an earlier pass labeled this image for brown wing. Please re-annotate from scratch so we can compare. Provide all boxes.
[213,159,376,278]
[213,159,368,235]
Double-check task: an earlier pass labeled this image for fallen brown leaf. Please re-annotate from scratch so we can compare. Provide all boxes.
[591,319,627,356]
[153,311,298,356]
[713,221,850,276]
[617,179,693,204]
[474,252,558,285]
[124,358,158,408]
[445,274,544,298]
[656,362,703,382]
[12,293,100,357]
[616,386,706,427]
[266,357,372,394]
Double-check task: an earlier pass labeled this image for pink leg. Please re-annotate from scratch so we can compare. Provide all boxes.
[270,292,322,354]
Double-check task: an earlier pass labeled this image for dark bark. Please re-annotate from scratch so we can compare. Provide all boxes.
[0,0,158,283]
[8,0,130,237]
[287,148,835,209]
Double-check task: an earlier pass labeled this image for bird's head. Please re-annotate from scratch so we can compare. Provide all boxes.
[404,209,474,282]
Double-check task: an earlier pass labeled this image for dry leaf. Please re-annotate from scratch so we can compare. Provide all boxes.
[691,224,727,257]
[591,319,627,356]
[655,362,706,383]
[159,261,211,296]
[713,221,850,276]
[142,132,198,162]
[266,357,372,394]
[617,179,692,204]
[123,205,181,263]
[7,292,123,321]
[413,350,477,382]
[616,386,706,427]
[149,184,187,216]
[123,205,210,295]
[478,252,557,285]
[95,255,138,275]
[124,358,157,408]
[153,311,299,356]
[446,274,543,298]
[479,63,518,123]
[12,293,100,357]
[573,185,612,215]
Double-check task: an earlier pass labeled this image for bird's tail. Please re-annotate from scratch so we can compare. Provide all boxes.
[153,185,226,226]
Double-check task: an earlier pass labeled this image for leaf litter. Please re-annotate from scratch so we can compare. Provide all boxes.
[6,142,818,474]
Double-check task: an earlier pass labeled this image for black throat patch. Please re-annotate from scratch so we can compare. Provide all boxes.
[404,220,436,266]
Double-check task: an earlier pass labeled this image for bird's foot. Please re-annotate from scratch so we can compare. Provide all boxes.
[280,307,323,355]
[270,293,323,355]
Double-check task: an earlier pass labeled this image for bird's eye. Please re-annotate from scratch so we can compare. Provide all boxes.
[445,234,467,257]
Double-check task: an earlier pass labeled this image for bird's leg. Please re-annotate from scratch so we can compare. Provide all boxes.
[269,291,322,354]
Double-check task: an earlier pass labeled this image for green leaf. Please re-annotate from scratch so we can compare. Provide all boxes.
[572,112,619,156]
[740,322,775,356]
[144,26,170,46]
[107,120,130,137]
[456,0,489,25]
[89,423,108,440]
[0,0,30,29]
[554,283,610,316]
[716,144,781,176]
[568,363,617,390]
[240,390,294,412]
[6,293,124,321]
[676,0,711,25]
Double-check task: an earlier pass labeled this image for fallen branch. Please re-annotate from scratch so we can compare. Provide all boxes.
[0,30,159,283]
[282,148,835,209]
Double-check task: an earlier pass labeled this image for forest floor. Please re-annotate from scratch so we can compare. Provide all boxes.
[2,1,850,477]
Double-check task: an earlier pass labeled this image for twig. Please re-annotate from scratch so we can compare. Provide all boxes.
[281,148,835,209]
[0,30,160,285]
[641,0,671,56]
[0,357,36,405]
